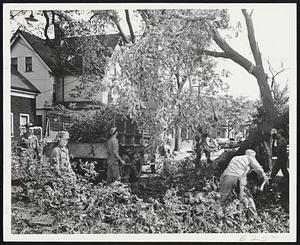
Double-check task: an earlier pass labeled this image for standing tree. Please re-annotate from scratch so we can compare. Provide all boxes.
[181,9,276,120]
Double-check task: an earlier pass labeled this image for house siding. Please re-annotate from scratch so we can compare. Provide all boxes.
[11,37,55,109]
[11,95,36,140]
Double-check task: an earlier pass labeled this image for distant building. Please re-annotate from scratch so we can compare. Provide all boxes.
[209,126,228,138]
[209,120,250,139]
[11,66,40,141]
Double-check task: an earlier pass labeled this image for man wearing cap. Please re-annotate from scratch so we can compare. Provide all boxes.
[50,131,76,180]
[270,129,289,181]
[20,123,39,156]
[106,127,126,184]
[219,149,268,218]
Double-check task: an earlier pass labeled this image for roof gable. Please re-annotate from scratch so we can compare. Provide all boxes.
[11,66,40,94]
[11,30,121,75]
[11,30,58,72]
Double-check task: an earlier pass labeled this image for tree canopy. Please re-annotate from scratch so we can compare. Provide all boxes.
[11,8,288,153]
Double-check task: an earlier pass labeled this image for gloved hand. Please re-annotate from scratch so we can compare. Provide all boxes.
[260,175,270,191]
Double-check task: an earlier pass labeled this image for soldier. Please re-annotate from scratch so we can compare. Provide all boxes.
[50,131,76,180]
[20,122,39,157]
[106,127,126,184]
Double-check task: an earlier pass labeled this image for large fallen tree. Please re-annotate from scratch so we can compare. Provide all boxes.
[214,110,289,174]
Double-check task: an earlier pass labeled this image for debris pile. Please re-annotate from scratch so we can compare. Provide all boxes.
[11,150,289,234]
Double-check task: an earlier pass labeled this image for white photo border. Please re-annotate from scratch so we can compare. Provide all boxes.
[3,3,297,242]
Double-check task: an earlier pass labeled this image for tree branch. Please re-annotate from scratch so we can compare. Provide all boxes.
[242,9,263,67]
[51,10,72,22]
[179,75,188,92]
[111,18,130,44]
[198,49,230,58]
[209,25,258,76]
[89,11,130,44]
[42,11,51,45]
[125,10,135,43]
[137,10,150,37]
[10,11,24,20]
[266,60,289,90]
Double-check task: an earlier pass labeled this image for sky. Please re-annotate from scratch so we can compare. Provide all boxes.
[219,6,296,100]
[9,4,296,101]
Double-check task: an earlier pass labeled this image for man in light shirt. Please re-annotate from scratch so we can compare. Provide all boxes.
[220,149,268,218]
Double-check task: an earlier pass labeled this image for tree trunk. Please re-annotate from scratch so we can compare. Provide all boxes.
[174,125,182,151]
[254,70,276,120]
[195,10,276,120]
[125,10,136,43]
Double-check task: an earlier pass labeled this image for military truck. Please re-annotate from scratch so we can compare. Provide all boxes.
[44,111,150,182]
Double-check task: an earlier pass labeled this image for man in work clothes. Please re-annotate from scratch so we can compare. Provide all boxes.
[270,129,289,181]
[219,149,268,218]
[50,131,76,180]
[106,127,126,184]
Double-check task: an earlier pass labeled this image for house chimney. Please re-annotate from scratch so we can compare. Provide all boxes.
[54,22,62,47]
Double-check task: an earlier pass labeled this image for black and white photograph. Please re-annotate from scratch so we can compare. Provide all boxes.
[3,3,297,242]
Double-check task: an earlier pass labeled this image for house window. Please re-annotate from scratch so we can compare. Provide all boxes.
[11,113,14,137]
[20,114,30,127]
[11,58,18,70]
[25,57,32,72]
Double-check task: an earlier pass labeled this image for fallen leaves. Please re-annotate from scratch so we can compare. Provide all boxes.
[11,149,289,234]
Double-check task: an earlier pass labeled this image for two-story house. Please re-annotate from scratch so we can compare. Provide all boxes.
[10,29,121,134]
